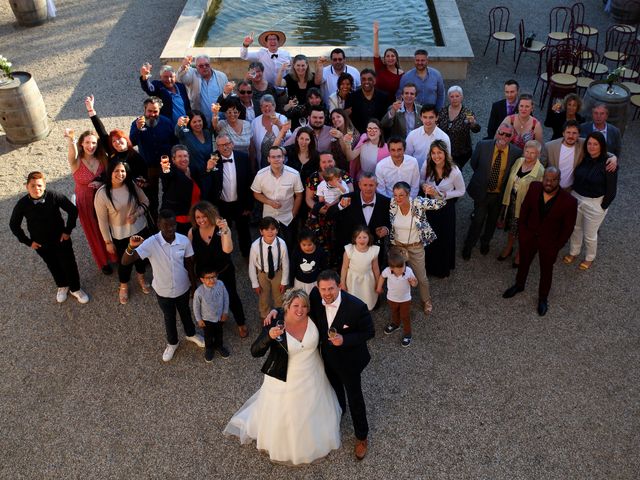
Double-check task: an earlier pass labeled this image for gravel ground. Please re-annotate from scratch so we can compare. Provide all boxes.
[1,1,638,479]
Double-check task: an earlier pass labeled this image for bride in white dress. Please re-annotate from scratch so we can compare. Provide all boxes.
[224,289,341,465]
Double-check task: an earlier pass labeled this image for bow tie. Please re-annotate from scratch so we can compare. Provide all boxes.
[221,157,233,163]
[32,198,45,205]
[362,203,374,208]
[271,54,278,59]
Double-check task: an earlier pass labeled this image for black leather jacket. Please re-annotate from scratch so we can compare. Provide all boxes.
[251,313,289,382]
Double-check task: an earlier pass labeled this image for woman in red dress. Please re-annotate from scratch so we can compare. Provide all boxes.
[64,128,116,273]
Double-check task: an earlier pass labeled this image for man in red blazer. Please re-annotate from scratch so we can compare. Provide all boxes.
[502,167,577,316]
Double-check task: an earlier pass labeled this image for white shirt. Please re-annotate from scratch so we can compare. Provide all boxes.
[135,233,193,298]
[251,165,304,226]
[240,46,291,85]
[322,290,342,328]
[360,194,376,225]
[317,179,348,204]
[420,165,466,199]
[393,208,420,244]
[405,126,451,171]
[381,266,416,302]
[558,143,576,189]
[375,155,420,198]
[251,113,290,166]
[248,236,289,288]
[220,153,238,202]
[320,64,361,104]
[360,142,380,174]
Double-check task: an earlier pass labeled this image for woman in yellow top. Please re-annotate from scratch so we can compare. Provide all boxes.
[497,139,545,267]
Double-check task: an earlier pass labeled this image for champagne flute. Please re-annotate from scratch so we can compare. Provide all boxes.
[215,217,228,236]
[299,117,308,128]
[275,320,285,341]
[328,327,338,340]
[180,115,190,133]
[142,61,152,78]
[209,153,219,172]
[139,115,147,132]
[160,155,170,174]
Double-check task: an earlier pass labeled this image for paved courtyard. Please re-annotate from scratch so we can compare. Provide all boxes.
[0,1,638,478]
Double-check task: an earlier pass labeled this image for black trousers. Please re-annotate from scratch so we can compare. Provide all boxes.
[36,239,81,292]
[218,263,246,326]
[464,193,502,251]
[203,322,223,351]
[325,365,368,441]
[217,200,251,257]
[113,228,149,283]
[156,290,195,345]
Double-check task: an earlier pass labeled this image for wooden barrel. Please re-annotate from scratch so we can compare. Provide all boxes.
[610,0,640,25]
[9,0,48,27]
[0,72,50,145]
[581,80,630,137]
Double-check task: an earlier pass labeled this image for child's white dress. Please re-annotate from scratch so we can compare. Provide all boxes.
[344,244,379,310]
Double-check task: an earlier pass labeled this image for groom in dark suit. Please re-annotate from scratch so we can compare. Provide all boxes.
[310,270,374,460]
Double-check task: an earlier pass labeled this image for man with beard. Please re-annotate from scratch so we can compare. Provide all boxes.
[139,64,191,126]
[345,69,390,134]
[396,49,445,111]
[177,54,229,124]
[503,167,577,316]
[284,105,333,151]
[129,97,176,218]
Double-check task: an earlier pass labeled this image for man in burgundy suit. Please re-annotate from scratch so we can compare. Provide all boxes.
[502,167,577,316]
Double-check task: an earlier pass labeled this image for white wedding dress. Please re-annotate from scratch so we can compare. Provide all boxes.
[224,319,342,465]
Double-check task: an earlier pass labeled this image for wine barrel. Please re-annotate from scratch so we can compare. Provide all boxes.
[581,80,630,137]
[0,72,50,145]
[610,0,640,25]
[9,0,48,27]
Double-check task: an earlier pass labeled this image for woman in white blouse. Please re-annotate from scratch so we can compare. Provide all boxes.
[421,140,465,278]
[251,94,290,169]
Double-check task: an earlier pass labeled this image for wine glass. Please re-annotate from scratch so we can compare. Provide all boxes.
[328,327,338,340]
[160,155,170,174]
[275,320,285,341]
[180,116,190,133]
[216,217,228,236]
[209,153,220,172]
[142,61,152,78]
[139,115,147,132]
[299,117,308,128]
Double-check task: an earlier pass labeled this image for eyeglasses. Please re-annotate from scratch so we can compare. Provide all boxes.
[238,90,252,94]
[196,63,210,68]
[497,131,513,138]
[217,142,232,148]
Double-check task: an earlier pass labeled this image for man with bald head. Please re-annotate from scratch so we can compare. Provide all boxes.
[503,167,577,316]
[177,54,229,124]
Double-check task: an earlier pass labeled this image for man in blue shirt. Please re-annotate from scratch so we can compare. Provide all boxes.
[139,64,191,126]
[177,55,229,124]
[396,49,445,111]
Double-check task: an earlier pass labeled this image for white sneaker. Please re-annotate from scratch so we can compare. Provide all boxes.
[185,334,205,348]
[70,289,90,304]
[162,344,178,362]
[56,287,69,303]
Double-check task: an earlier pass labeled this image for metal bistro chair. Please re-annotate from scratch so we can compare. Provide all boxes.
[571,2,599,51]
[546,6,573,47]
[483,6,517,64]
[533,38,579,102]
[514,18,546,73]
[540,43,579,108]
[618,40,640,94]
[603,24,637,69]
[576,48,607,94]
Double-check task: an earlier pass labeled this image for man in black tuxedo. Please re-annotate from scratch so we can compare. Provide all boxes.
[485,79,519,139]
[311,270,374,460]
[265,270,374,459]
[462,124,522,259]
[327,172,391,268]
[207,135,254,257]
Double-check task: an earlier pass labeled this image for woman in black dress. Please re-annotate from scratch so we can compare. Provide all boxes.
[188,201,249,338]
[276,54,324,127]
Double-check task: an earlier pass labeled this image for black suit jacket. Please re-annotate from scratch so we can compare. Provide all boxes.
[203,150,254,212]
[309,288,374,376]
[486,99,508,140]
[518,182,577,255]
[327,193,391,250]
[467,140,522,201]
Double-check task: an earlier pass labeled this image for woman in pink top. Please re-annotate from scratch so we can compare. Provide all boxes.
[345,119,389,180]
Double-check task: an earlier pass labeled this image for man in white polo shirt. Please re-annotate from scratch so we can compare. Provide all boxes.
[405,104,451,171]
[251,145,304,248]
[375,136,420,198]
[123,210,205,362]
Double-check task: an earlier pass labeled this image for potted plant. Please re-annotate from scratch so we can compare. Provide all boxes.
[0,55,50,144]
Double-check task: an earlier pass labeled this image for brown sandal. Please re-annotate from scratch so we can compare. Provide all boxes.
[562,255,576,265]
[136,273,151,294]
[118,285,129,305]
[579,260,593,270]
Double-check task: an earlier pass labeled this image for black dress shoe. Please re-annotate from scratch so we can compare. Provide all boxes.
[480,244,490,255]
[462,248,471,261]
[502,285,524,298]
[537,299,548,316]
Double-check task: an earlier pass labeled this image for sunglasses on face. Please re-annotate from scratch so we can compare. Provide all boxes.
[239,90,252,94]
[497,131,512,138]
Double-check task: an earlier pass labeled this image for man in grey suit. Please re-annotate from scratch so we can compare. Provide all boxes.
[579,104,622,158]
[380,83,421,139]
[462,124,522,260]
